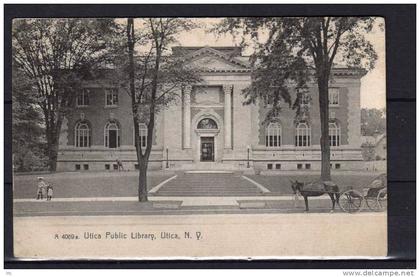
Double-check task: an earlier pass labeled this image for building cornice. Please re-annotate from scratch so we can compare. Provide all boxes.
[182,47,251,73]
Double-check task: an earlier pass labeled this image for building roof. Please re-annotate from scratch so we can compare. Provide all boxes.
[375,134,386,145]
[178,46,251,73]
[361,134,386,146]
[361,136,376,145]
[172,46,243,57]
[175,46,366,77]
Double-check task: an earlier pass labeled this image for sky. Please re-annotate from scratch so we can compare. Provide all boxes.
[171,18,386,110]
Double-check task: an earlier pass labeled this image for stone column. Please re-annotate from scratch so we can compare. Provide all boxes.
[183,85,192,148]
[223,84,233,149]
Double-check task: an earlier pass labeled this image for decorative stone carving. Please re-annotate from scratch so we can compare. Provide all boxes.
[197,118,218,129]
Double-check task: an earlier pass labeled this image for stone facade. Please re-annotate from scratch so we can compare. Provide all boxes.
[57,46,366,172]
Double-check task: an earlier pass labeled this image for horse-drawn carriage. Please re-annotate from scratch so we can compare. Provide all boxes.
[339,173,387,213]
[291,173,387,213]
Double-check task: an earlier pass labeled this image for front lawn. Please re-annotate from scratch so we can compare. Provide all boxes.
[13,172,173,199]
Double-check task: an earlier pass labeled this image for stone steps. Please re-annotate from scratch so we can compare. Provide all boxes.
[154,172,262,196]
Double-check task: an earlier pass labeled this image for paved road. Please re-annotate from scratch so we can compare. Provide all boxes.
[14,197,383,217]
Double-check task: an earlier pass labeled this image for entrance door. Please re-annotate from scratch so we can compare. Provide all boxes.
[200,137,214,162]
[108,130,117,148]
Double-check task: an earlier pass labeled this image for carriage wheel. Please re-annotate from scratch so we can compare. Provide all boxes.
[339,189,363,213]
[366,196,381,211]
[376,188,387,212]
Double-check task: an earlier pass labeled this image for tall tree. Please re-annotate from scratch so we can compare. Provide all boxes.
[12,18,116,171]
[361,108,386,136]
[114,18,200,202]
[12,63,47,171]
[216,17,379,180]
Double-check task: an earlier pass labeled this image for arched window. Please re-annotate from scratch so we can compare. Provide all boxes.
[295,122,311,147]
[74,121,91,148]
[104,121,120,148]
[197,118,218,129]
[266,122,282,148]
[329,122,341,147]
[138,123,147,148]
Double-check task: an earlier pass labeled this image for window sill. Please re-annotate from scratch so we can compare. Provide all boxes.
[104,105,119,109]
[329,104,339,108]
[76,105,89,108]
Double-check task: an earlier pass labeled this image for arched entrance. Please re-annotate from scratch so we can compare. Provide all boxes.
[197,118,218,162]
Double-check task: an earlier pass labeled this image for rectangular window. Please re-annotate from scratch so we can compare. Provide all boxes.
[77,89,90,107]
[328,88,339,106]
[305,163,311,170]
[335,163,341,169]
[273,136,278,146]
[329,135,341,147]
[263,95,273,106]
[275,164,281,170]
[295,135,311,147]
[267,163,273,170]
[75,164,81,170]
[297,164,303,170]
[135,164,139,170]
[139,127,147,148]
[83,164,89,170]
[105,164,110,170]
[113,164,118,170]
[105,89,119,106]
[300,93,310,106]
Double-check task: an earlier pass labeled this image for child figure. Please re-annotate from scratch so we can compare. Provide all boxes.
[36,177,46,200]
[46,183,53,201]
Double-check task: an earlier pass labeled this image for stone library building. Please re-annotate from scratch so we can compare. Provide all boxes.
[57,46,365,172]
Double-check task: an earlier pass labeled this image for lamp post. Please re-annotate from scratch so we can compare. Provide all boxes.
[247,145,250,168]
[166,147,169,168]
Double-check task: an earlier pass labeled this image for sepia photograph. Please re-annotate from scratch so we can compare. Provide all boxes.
[10,15,388,259]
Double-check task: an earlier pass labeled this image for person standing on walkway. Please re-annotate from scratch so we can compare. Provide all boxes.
[36,177,46,200]
[46,183,53,201]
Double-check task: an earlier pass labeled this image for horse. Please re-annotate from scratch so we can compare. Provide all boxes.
[290,179,340,212]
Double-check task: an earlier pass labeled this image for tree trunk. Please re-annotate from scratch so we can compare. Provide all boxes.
[318,76,331,181]
[127,18,149,202]
[138,159,148,202]
[46,119,62,172]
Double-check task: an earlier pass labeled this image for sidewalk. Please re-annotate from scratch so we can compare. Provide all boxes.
[14,194,378,217]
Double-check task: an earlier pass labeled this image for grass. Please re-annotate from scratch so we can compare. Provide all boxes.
[13,172,171,199]
[13,171,386,199]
